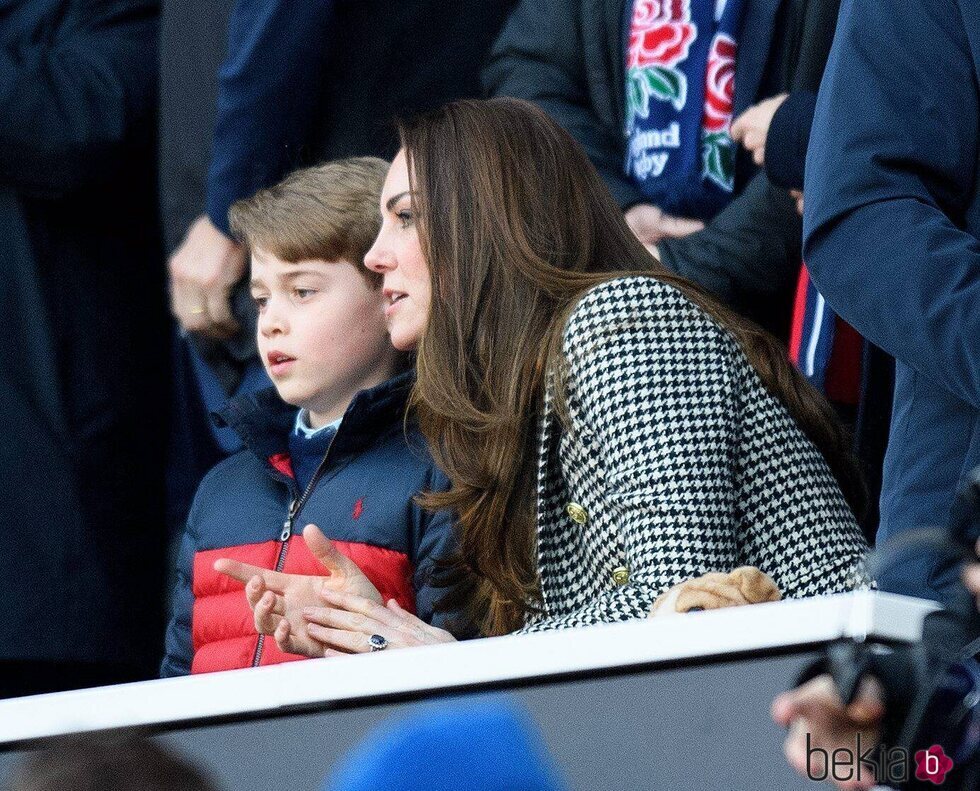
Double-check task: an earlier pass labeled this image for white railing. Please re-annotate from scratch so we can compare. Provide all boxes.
[0,591,938,748]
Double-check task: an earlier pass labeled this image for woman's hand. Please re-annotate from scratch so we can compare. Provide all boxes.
[213,524,382,658]
[281,589,456,657]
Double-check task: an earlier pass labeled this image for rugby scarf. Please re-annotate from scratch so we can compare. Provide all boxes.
[624,0,745,219]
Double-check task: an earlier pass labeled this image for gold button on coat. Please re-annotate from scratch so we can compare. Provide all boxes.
[566,502,588,525]
[612,566,630,585]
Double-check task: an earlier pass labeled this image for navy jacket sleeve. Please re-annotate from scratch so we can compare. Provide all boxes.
[803,0,980,409]
[206,0,335,235]
[0,0,158,196]
[482,0,645,210]
[657,170,801,307]
[160,509,200,677]
[764,90,817,191]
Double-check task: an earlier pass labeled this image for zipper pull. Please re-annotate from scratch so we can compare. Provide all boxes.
[280,499,297,542]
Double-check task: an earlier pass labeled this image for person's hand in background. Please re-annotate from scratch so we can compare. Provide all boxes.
[730,93,789,166]
[169,214,247,339]
[625,204,704,246]
[790,189,804,216]
[961,538,980,612]
[772,673,885,791]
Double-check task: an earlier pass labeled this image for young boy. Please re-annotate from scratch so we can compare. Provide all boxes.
[161,158,455,675]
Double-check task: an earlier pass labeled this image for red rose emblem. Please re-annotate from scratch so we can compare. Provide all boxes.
[703,34,737,132]
[627,0,697,71]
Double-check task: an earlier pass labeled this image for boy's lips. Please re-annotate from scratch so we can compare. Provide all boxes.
[266,351,296,377]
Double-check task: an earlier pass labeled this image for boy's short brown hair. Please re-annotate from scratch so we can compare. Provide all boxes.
[229,157,388,286]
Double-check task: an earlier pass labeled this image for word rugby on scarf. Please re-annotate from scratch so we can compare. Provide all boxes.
[624,0,745,219]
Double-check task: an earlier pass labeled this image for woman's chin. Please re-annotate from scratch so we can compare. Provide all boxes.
[389,330,420,353]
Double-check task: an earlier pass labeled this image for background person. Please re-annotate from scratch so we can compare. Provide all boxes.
[484,0,827,338]
[728,0,893,542]
[802,0,980,603]
[10,736,218,791]
[0,0,169,696]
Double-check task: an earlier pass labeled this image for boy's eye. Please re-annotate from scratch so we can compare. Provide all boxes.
[293,288,315,299]
[252,295,268,309]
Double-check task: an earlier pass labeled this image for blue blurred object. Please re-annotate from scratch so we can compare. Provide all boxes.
[325,698,569,791]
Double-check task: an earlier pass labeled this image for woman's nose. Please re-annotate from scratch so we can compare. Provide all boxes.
[364,235,394,274]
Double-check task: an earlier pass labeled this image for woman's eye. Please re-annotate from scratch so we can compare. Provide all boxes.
[396,210,414,228]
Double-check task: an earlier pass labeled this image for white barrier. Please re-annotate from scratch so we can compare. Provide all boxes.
[0,591,937,749]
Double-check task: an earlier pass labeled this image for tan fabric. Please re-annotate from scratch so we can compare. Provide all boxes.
[650,566,782,617]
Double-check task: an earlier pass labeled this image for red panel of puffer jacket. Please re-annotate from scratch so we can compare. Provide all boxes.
[190,537,415,674]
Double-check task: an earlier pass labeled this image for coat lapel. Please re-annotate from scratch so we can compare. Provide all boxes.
[733,0,782,116]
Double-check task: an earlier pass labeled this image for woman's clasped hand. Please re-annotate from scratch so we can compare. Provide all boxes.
[215,523,455,657]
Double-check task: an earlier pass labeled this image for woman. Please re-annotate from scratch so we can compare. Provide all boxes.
[218,97,868,655]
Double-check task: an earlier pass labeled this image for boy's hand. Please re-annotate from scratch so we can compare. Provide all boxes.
[214,524,383,658]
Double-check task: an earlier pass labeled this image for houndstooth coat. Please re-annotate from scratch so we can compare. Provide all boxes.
[520,276,869,632]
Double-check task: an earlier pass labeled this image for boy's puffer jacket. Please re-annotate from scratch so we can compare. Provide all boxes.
[160,372,458,676]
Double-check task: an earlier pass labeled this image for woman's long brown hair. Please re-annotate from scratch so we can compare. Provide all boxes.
[400,98,865,636]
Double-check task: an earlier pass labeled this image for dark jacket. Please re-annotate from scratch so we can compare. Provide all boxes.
[803,0,980,601]
[483,0,809,334]
[763,0,840,191]
[761,0,893,542]
[160,373,458,677]
[0,0,168,673]
[158,0,235,254]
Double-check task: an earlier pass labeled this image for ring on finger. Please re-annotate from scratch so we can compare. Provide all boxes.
[368,634,388,652]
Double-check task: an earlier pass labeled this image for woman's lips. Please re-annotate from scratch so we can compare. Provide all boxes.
[384,293,407,319]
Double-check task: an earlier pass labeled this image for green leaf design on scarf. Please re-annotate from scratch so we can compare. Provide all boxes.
[702,130,735,192]
[644,66,687,111]
[626,68,650,125]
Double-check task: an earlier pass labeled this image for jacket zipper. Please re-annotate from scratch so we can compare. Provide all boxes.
[251,429,340,668]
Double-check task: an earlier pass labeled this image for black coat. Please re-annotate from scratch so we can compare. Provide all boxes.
[0,0,168,674]
[484,0,813,336]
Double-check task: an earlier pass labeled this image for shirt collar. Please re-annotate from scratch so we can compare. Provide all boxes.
[293,410,342,439]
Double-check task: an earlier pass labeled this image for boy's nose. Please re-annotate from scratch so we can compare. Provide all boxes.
[258,305,287,337]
